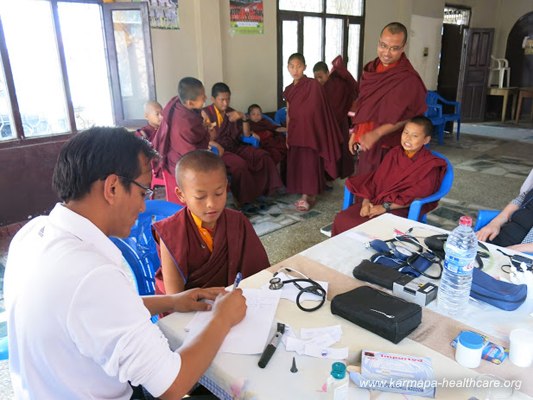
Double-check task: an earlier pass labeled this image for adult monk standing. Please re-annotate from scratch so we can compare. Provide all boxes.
[313,56,359,179]
[152,77,219,204]
[349,22,427,176]
[203,83,283,209]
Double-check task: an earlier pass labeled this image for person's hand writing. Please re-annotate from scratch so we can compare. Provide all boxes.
[171,287,227,313]
[476,223,500,242]
[211,289,247,327]
[358,130,381,151]
[227,111,244,122]
[368,204,386,218]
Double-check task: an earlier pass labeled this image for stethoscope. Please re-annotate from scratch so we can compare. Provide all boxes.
[268,267,326,312]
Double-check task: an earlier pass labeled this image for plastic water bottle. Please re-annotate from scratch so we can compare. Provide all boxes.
[327,362,349,400]
[437,216,478,316]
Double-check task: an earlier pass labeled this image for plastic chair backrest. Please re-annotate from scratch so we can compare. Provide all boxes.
[474,209,500,231]
[110,200,183,296]
[274,107,287,126]
[342,151,454,223]
[262,113,277,125]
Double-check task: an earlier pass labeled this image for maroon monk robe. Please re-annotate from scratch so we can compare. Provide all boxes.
[283,75,343,195]
[152,97,210,203]
[323,56,359,178]
[153,207,270,293]
[203,104,283,204]
[135,124,157,143]
[351,54,427,175]
[248,117,287,165]
[332,146,446,236]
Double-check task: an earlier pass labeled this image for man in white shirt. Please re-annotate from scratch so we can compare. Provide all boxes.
[4,127,247,399]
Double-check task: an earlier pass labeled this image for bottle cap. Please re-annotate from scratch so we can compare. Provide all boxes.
[330,362,346,379]
[459,216,473,227]
[458,331,484,349]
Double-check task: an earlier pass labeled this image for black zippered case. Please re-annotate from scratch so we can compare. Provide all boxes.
[331,286,422,344]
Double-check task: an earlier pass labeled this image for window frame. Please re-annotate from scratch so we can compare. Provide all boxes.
[276,0,365,108]
[0,0,155,149]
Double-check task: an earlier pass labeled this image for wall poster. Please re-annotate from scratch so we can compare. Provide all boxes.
[230,0,264,35]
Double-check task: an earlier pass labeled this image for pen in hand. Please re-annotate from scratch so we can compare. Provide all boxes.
[232,272,242,291]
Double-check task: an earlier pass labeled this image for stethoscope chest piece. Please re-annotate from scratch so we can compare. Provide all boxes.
[269,276,284,290]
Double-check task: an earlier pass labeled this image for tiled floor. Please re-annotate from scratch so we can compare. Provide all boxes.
[0,121,532,398]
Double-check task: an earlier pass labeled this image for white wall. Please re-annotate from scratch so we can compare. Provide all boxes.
[149,0,530,111]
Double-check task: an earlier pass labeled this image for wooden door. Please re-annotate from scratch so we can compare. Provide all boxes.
[457,28,494,121]
[438,24,464,102]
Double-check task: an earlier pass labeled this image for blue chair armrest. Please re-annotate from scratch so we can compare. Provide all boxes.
[274,107,287,126]
[342,185,355,210]
[474,210,500,231]
[407,151,454,221]
[241,135,260,148]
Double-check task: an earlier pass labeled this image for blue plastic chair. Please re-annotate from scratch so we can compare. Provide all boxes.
[426,91,461,143]
[262,113,277,125]
[0,337,8,361]
[110,200,183,296]
[241,135,260,147]
[424,102,446,145]
[342,151,454,223]
[274,107,287,126]
[474,210,500,231]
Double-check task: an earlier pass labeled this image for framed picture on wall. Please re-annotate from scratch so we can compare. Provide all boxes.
[230,0,264,35]
[147,0,179,30]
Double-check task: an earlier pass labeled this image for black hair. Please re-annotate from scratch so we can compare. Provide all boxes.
[175,149,227,188]
[211,82,231,98]
[247,103,262,114]
[178,77,204,102]
[407,115,433,137]
[288,53,306,65]
[52,127,158,202]
[381,22,408,45]
[313,61,329,74]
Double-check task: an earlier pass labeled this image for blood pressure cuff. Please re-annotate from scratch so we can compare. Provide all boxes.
[352,259,405,290]
[331,286,422,344]
[470,268,528,311]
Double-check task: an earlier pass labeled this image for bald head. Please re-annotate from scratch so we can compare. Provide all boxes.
[381,22,408,46]
[175,150,227,188]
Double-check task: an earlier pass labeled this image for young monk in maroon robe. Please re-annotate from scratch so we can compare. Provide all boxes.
[348,22,427,176]
[247,103,287,169]
[152,77,220,204]
[332,116,447,236]
[153,150,270,294]
[313,56,359,179]
[135,101,163,143]
[284,53,343,212]
[203,83,283,208]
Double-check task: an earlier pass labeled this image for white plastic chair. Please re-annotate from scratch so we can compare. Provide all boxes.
[490,55,510,88]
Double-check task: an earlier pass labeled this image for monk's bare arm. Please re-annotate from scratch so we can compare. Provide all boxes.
[359,120,407,151]
[160,240,185,294]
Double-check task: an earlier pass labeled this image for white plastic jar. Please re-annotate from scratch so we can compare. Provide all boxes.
[455,331,484,368]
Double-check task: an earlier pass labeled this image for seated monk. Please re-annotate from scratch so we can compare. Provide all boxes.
[203,83,283,209]
[153,150,270,294]
[332,116,447,236]
[247,103,287,166]
[135,100,163,143]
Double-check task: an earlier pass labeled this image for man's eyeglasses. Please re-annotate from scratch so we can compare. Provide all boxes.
[378,41,404,53]
[117,176,153,200]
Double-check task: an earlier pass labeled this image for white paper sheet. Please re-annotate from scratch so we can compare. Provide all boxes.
[184,288,281,354]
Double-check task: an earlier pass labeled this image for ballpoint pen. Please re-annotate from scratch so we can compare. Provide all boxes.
[232,272,242,291]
